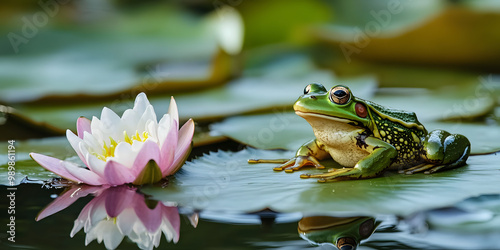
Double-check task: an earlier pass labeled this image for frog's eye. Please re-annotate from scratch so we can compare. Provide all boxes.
[304,84,312,94]
[329,86,351,105]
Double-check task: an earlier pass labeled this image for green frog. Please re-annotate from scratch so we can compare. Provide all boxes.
[249,84,470,182]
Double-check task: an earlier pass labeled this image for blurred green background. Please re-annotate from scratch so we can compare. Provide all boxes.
[1,0,500,249]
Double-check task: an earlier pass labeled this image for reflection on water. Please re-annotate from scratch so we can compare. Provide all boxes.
[36,185,197,249]
[298,216,379,250]
[7,183,500,249]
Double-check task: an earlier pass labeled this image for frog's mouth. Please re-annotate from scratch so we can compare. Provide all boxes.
[295,111,353,124]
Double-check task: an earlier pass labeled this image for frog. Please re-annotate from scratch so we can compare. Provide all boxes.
[249,83,471,182]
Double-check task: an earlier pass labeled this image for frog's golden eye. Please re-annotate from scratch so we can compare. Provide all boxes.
[329,86,351,105]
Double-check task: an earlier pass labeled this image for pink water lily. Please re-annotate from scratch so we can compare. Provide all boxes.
[30,93,194,186]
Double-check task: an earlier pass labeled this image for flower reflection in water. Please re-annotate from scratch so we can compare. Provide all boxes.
[36,185,196,250]
[298,216,379,250]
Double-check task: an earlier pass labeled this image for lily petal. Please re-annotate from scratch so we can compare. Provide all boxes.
[84,149,106,178]
[165,119,194,175]
[133,92,150,114]
[159,118,178,173]
[121,109,140,135]
[137,105,157,133]
[131,140,161,175]
[30,153,82,183]
[157,114,171,149]
[168,96,179,130]
[82,131,103,155]
[77,116,92,139]
[111,141,140,169]
[90,116,105,146]
[66,130,88,166]
[63,161,106,186]
[103,161,136,186]
[100,107,123,141]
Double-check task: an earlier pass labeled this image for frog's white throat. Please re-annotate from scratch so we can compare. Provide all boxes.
[295,111,368,167]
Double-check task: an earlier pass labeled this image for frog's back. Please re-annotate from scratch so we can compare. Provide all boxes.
[364,100,422,125]
[361,99,427,167]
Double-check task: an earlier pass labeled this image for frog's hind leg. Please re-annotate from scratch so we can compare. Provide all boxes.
[405,130,470,175]
[423,147,469,174]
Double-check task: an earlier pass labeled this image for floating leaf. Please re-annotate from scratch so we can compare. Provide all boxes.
[0,6,230,104]
[142,148,500,216]
[15,70,343,132]
[371,86,496,122]
[0,137,74,185]
[314,3,500,68]
[211,113,500,154]
[0,105,64,140]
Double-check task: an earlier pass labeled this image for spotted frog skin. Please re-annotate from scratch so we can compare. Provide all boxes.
[249,84,471,182]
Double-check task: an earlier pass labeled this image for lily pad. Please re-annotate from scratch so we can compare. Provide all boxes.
[314,3,500,68]
[15,69,344,132]
[0,105,65,140]
[142,148,500,216]
[210,112,500,154]
[371,86,496,122]
[0,6,236,104]
[0,137,74,186]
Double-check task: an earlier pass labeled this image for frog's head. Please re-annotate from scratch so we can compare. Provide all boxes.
[293,83,370,128]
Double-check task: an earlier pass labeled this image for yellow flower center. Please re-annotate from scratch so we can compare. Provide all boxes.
[96,131,149,161]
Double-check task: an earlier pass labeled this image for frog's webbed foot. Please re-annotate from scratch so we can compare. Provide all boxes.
[300,168,362,182]
[272,156,325,173]
[400,159,466,175]
[248,156,325,172]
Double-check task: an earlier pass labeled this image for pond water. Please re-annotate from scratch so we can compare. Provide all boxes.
[3,183,500,250]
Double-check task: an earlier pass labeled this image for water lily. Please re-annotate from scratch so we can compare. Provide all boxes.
[30,93,194,186]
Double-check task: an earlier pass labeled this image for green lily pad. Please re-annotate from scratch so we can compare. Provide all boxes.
[314,2,500,68]
[0,6,230,104]
[0,137,74,186]
[15,69,347,132]
[142,148,500,216]
[0,105,65,140]
[210,113,500,154]
[371,86,495,122]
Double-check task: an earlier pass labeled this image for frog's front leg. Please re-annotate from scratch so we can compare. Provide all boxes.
[301,137,397,182]
[403,130,470,174]
[249,139,329,172]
